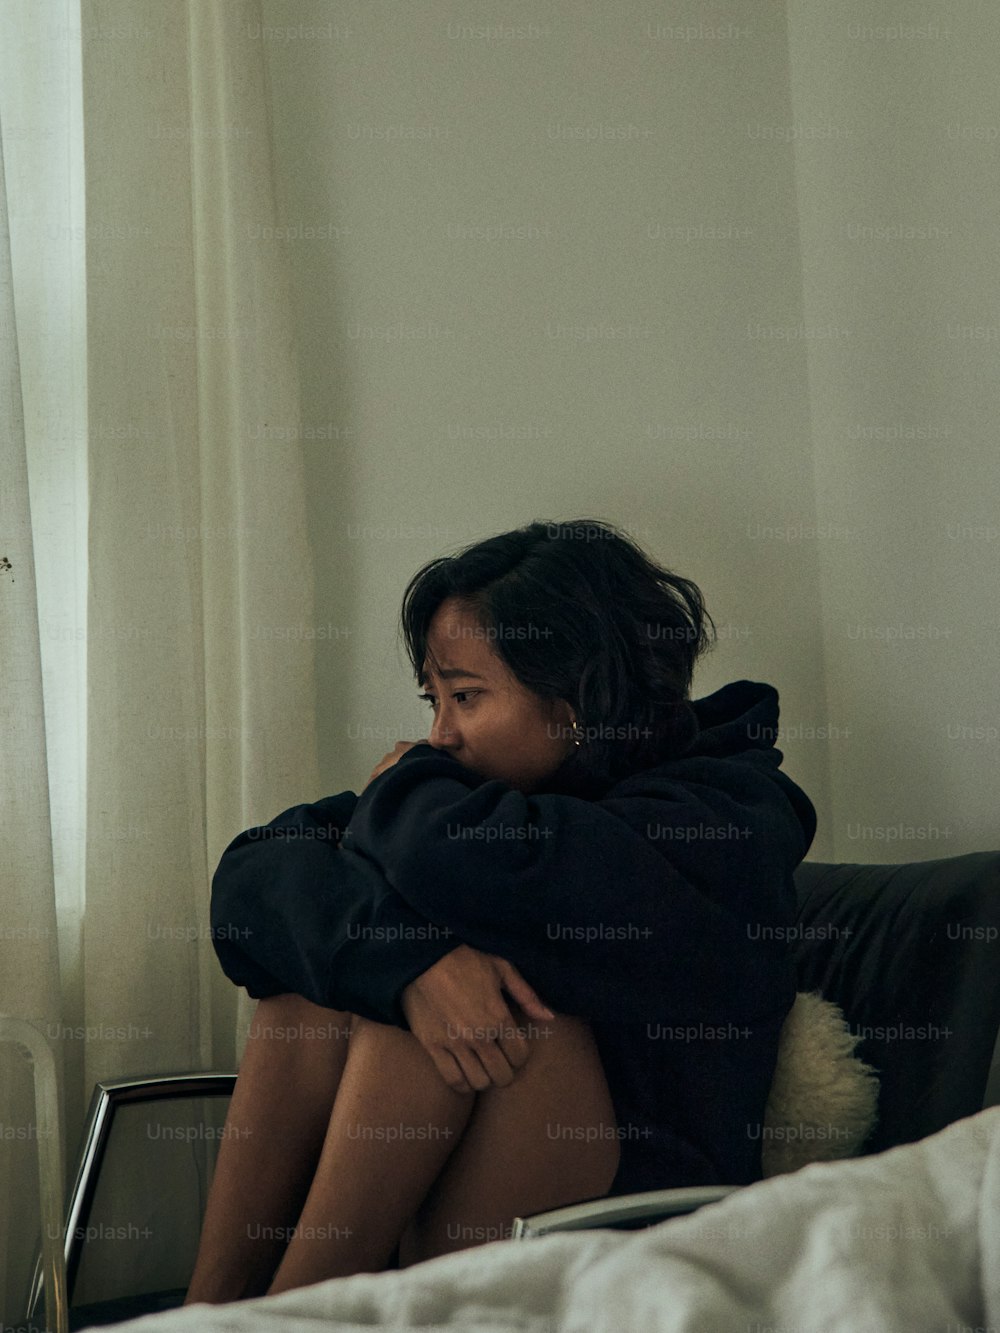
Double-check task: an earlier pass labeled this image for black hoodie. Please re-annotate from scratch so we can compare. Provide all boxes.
[210,678,817,1194]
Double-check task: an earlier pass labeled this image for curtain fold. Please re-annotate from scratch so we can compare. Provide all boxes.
[187,0,326,1065]
[0,99,68,1319]
[1,0,320,1313]
[81,0,321,1091]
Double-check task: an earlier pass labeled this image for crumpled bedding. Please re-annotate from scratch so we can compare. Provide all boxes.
[100,1105,1000,1333]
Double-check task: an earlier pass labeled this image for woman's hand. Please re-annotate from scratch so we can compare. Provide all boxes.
[362,740,426,791]
[401,945,556,1093]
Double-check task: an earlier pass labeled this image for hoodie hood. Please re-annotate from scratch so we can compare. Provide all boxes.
[543,677,816,855]
[685,678,780,759]
[545,679,780,797]
[683,677,817,855]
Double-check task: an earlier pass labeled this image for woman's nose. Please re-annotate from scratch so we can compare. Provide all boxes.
[427,709,456,749]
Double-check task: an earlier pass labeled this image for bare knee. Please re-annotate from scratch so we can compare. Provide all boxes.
[344,1011,424,1052]
[251,992,352,1028]
[515,1010,608,1085]
[503,1010,619,1167]
[244,995,354,1071]
[401,1012,619,1265]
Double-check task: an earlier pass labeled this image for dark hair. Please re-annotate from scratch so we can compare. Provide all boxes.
[399,518,717,790]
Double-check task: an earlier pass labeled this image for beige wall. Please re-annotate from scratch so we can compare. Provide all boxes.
[259,0,998,864]
[784,2,1000,861]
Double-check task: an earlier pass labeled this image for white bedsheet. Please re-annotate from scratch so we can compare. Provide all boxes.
[102,1105,1000,1333]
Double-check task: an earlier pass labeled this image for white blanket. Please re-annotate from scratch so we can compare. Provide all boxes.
[103,1106,1000,1333]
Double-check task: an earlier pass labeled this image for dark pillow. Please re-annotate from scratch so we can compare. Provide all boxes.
[790,851,1000,1153]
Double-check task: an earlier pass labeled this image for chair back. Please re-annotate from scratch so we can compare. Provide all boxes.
[791,850,1000,1155]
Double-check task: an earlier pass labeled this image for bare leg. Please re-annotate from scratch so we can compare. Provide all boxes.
[188,1003,618,1299]
[265,1014,477,1292]
[398,1012,619,1264]
[184,994,353,1304]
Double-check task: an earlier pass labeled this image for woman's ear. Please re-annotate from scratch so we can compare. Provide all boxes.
[550,697,578,751]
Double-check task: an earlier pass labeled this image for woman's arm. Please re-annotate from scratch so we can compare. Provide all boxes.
[210,790,458,1025]
[343,743,811,1027]
[210,783,556,1090]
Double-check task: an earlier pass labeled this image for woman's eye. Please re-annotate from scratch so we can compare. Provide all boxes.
[417,692,477,707]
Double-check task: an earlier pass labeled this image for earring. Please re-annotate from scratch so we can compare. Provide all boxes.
[569,715,583,747]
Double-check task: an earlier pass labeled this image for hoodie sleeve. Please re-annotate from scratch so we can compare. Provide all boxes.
[341,743,815,1025]
[209,790,459,1025]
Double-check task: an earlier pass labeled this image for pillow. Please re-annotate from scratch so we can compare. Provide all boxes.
[761,991,880,1177]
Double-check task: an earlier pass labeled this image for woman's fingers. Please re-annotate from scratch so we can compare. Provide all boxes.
[435,1047,473,1095]
[491,956,555,1021]
[469,1035,518,1089]
[362,740,426,790]
[456,960,549,1084]
[446,1021,518,1091]
[496,1011,533,1073]
[437,1039,511,1096]
[403,947,552,1092]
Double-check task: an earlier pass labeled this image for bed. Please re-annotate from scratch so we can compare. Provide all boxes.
[96,1104,1000,1332]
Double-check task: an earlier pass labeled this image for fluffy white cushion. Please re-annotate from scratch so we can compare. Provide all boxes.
[761,991,880,1177]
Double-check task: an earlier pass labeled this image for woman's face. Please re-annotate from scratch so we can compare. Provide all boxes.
[418,597,576,794]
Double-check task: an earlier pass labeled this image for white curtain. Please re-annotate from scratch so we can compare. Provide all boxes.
[0,0,85,1310]
[0,66,70,1321]
[0,0,320,1314]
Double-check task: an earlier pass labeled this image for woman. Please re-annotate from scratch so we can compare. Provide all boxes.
[185,517,816,1303]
